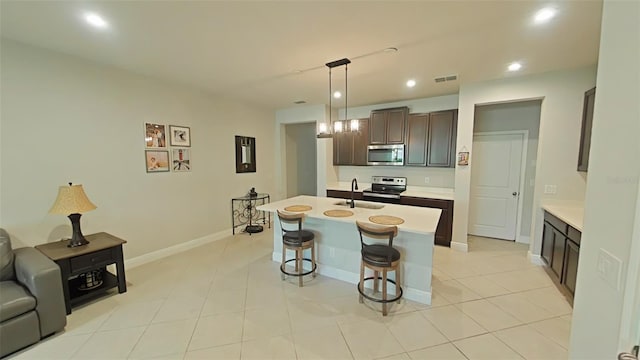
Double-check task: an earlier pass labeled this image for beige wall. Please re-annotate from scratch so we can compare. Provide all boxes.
[453,67,596,250]
[0,40,276,259]
[474,100,541,241]
[570,0,640,357]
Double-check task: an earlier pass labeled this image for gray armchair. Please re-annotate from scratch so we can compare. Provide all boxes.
[0,229,67,357]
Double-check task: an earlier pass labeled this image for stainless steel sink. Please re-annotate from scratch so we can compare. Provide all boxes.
[333,200,385,210]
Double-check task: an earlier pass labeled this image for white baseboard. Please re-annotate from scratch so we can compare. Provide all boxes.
[516,235,531,244]
[450,241,468,252]
[126,228,232,269]
[271,252,431,305]
[527,251,545,266]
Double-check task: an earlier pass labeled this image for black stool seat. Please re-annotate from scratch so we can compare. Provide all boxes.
[362,244,400,267]
[283,230,315,246]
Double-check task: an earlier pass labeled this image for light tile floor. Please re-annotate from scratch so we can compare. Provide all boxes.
[10,232,572,360]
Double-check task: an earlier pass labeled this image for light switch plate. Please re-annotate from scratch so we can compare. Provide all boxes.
[597,248,622,291]
[424,177,430,184]
[544,185,557,194]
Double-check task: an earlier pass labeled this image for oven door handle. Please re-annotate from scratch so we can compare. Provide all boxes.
[363,192,401,200]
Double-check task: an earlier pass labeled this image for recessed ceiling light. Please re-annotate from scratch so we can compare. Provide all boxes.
[383,47,398,53]
[84,12,109,29]
[406,79,416,88]
[333,91,342,99]
[508,62,522,72]
[534,7,556,24]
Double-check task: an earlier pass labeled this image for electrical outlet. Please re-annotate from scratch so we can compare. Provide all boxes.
[544,185,557,194]
[529,179,535,187]
[329,247,335,258]
[424,177,430,184]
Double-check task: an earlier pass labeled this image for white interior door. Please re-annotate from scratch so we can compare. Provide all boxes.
[618,183,640,358]
[469,133,524,240]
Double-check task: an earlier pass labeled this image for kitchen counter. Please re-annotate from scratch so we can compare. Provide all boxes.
[541,203,584,231]
[258,195,441,304]
[326,182,454,201]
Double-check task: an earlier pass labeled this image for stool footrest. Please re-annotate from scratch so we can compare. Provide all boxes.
[280,258,317,277]
[357,276,403,304]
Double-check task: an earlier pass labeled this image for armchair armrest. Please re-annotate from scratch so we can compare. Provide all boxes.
[14,247,66,336]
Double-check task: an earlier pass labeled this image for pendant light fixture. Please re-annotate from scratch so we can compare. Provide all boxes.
[317,58,358,138]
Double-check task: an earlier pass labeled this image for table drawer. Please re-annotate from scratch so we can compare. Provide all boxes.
[70,249,113,273]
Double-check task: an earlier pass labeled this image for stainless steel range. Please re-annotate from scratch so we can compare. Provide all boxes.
[362,176,407,204]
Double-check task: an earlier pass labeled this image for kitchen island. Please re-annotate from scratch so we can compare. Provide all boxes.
[257,195,441,304]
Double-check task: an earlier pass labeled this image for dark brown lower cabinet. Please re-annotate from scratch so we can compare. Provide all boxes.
[541,211,581,304]
[399,196,453,247]
[326,190,363,200]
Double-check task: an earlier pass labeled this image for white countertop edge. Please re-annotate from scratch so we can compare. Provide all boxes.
[540,203,584,232]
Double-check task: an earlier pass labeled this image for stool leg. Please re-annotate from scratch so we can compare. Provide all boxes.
[382,270,388,316]
[294,249,299,273]
[373,271,379,294]
[395,266,401,303]
[359,261,365,304]
[281,246,286,280]
[311,243,317,278]
[298,249,303,287]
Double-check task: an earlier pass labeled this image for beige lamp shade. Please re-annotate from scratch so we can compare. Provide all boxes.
[49,184,97,214]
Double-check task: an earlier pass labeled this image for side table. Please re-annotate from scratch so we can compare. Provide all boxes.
[231,193,271,234]
[35,232,127,314]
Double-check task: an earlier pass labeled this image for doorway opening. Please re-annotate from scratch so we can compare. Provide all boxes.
[284,122,317,197]
[469,100,542,242]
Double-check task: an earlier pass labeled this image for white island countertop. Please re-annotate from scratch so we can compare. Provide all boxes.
[541,203,584,231]
[258,195,441,235]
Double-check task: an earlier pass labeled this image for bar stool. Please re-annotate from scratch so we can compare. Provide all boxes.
[277,210,317,287]
[356,220,403,316]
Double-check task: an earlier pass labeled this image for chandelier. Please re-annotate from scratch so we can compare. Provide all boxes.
[317,58,359,138]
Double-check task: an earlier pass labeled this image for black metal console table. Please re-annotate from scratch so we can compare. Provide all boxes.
[231,193,270,234]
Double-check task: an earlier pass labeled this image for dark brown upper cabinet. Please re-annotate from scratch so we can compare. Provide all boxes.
[427,110,457,167]
[577,87,596,172]
[406,113,429,166]
[406,110,457,167]
[369,107,408,145]
[333,119,369,166]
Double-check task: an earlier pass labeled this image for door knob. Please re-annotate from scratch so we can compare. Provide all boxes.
[512,192,518,196]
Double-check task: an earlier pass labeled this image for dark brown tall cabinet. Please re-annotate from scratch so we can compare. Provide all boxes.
[406,110,457,167]
[369,107,408,145]
[577,87,596,172]
[333,119,369,165]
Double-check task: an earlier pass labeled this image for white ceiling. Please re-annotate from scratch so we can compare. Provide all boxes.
[0,1,603,110]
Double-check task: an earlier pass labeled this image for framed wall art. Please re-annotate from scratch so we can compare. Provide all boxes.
[235,136,256,173]
[145,150,170,173]
[145,123,167,148]
[172,148,191,172]
[169,125,191,147]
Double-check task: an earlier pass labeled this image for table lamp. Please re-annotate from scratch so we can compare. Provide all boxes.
[49,183,97,248]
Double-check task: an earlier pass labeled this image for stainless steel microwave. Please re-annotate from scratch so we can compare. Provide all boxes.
[367,144,405,166]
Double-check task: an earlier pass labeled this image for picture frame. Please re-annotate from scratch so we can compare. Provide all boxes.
[172,148,191,172]
[145,150,170,173]
[169,125,191,147]
[457,151,469,166]
[145,123,167,148]
[235,135,256,173]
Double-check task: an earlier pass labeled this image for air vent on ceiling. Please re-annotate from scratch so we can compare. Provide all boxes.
[434,74,458,83]
[294,100,307,104]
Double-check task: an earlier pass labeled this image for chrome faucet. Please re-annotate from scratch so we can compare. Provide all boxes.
[350,178,359,208]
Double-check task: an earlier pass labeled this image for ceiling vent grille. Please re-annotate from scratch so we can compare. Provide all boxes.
[434,74,458,83]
